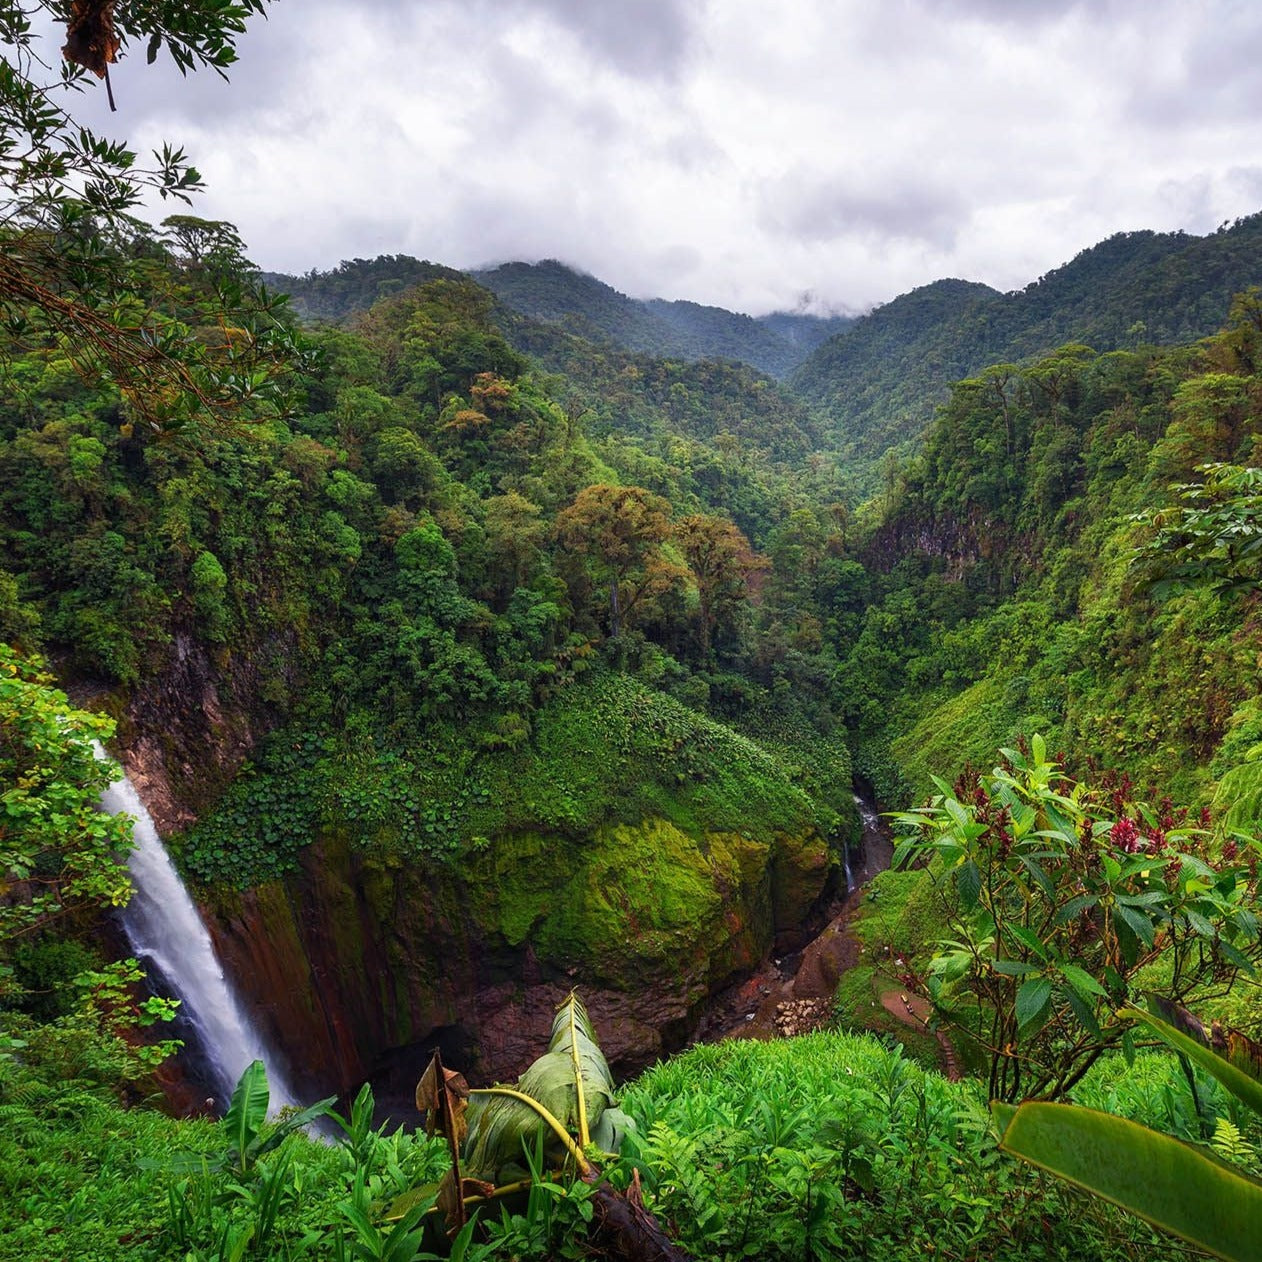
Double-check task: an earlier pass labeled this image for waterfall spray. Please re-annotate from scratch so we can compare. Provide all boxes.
[95,745,295,1110]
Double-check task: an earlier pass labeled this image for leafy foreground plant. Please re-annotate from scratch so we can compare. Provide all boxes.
[994,1000,1262,1261]
[890,736,1261,1101]
[156,1059,337,1259]
[411,992,691,1261]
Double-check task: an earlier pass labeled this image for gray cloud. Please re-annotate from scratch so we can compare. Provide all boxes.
[758,171,969,250]
[24,0,1262,314]
[493,0,702,80]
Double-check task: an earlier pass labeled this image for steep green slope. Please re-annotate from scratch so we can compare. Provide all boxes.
[837,299,1261,823]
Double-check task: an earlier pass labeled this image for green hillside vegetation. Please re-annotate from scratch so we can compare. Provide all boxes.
[5,106,1262,1254]
[838,295,1261,829]
[472,259,851,377]
[258,257,467,324]
[795,215,1262,488]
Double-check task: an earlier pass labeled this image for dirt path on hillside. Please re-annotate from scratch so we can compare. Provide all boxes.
[878,989,962,1081]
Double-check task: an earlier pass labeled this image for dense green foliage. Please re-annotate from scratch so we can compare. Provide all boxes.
[794,216,1262,489]
[4,1030,1249,1261]
[837,300,1262,826]
[996,1001,1262,1261]
[7,92,1262,1254]
[891,739,1260,1101]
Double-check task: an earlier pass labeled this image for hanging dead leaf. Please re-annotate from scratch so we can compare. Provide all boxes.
[1227,1029,1262,1082]
[416,1054,470,1148]
[417,1050,471,1230]
[62,0,120,77]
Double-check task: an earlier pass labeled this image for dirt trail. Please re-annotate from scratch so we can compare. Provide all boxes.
[878,989,961,1081]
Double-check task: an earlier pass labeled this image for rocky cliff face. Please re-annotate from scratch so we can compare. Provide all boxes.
[104,642,836,1107]
[205,816,830,1104]
[112,630,300,835]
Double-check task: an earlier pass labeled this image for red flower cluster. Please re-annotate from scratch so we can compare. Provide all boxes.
[1110,816,1143,853]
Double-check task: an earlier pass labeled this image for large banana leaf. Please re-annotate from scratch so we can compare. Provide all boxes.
[993,1101,1262,1262]
[461,993,617,1184]
[224,1060,269,1173]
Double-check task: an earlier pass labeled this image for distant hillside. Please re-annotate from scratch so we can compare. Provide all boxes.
[794,214,1262,487]
[258,256,466,323]
[472,259,851,377]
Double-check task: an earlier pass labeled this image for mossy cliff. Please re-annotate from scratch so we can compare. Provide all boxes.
[195,677,840,1097]
[207,817,829,1097]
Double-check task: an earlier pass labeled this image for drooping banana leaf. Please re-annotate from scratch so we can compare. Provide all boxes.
[460,992,618,1185]
[994,1101,1262,1262]
[519,991,616,1145]
[407,993,685,1258]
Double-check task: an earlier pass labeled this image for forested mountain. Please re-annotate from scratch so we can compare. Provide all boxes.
[471,259,852,376]
[795,214,1262,487]
[257,256,467,323]
[7,199,1262,1262]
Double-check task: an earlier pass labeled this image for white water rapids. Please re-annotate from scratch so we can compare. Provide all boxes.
[95,745,295,1110]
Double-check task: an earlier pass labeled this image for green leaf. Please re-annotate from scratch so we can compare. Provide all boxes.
[994,1101,1262,1261]
[1003,922,1050,961]
[1114,903,1155,947]
[1017,855,1054,899]
[956,858,981,910]
[223,1060,268,1172]
[248,1094,338,1162]
[991,958,1040,977]
[1055,893,1098,925]
[1062,984,1102,1040]
[461,993,615,1183]
[1059,963,1108,999]
[1122,1028,1136,1068]
[1124,1006,1262,1118]
[1016,978,1052,1033]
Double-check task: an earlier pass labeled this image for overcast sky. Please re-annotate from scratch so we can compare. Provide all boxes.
[69,0,1262,315]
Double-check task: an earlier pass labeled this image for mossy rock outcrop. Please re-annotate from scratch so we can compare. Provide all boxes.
[208,814,829,1097]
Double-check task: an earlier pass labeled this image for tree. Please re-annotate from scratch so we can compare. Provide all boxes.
[673,514,762,662]
[0,0,301,431]
[0,644,132,954]
[554,483,681,637]
[1130,463,1262,599]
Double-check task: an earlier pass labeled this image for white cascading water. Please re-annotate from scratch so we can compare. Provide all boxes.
[95,744,295,1110]
[850,792,883,891]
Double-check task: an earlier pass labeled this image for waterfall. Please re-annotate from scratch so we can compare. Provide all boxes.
[95,745,295,1110]
[851,791,893,891]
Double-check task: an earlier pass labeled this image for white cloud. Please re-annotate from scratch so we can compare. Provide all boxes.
[49,0,1262,314]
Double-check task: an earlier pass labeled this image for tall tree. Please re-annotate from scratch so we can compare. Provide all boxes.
[673,514,762,662]
[554,483,679,637]
[0,0,299,431]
